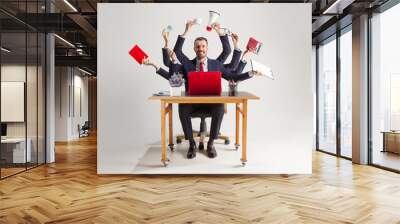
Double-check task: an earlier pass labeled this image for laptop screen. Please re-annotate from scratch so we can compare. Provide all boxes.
[188,72,222,95]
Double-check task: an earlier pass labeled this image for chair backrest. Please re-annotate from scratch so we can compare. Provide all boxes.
[82,121,90,129]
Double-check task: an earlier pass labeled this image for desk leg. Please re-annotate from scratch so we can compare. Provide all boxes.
[235,103,240,150]
[241,100,248,166]
[161,101,168,167]
[168,104,174,151]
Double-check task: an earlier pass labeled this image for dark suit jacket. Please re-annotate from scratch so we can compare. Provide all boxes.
[174,35,252,83]
[225,49,241,71]
[215,34,232,63]
[234,60,247,74]
[172,35,240,72]
[157,35,237,91]
[156,64,183,81]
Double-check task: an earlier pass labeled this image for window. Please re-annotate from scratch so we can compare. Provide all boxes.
[339,28,352,158]
[317,36,337,154]
[0,1,46,179]
[371,2,400,171]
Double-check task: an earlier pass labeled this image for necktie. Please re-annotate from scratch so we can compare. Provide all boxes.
[199,62,204,72]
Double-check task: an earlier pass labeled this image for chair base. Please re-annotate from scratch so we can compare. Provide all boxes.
[176,115,230,145]
[176,132,230,145]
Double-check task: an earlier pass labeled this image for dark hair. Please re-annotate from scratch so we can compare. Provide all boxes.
[194,37,208,45]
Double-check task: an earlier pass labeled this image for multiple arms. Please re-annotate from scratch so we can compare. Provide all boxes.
[143,58,172,80]
[212,23,231,63]
[223,33,241,71]
[143,21,261,83]
[172,20,195,70]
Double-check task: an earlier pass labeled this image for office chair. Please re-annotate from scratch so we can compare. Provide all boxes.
[176,105,230,149]
[78,121,90,138]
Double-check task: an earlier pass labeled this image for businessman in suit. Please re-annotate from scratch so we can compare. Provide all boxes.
[143,23,237,92]
[174,21,260,159]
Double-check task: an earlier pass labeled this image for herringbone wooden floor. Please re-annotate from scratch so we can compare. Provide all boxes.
[1,135,400,224]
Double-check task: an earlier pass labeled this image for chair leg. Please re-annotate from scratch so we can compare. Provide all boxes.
[200,118,207,143]
[198,118,207,150]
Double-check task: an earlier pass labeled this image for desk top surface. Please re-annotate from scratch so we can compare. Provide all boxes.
[1,138,29,143]
[381,131,400,134]
[149,91,260,101]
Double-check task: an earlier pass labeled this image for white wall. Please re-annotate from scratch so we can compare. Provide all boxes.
[55,67,89,141]
[72,73,89,138]
[98,3,313,174]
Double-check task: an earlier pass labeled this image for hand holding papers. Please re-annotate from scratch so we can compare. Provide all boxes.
[250,59,274,80]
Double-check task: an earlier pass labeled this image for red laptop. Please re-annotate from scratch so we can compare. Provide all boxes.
[188,71,222,95]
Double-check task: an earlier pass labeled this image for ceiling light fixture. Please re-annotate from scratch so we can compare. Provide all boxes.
[78,67,93,76]
[63,0,78,12]
[54,34,75,48]
[322,0,349,14]
[1,47,11,53]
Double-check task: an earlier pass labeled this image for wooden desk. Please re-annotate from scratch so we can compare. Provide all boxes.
[1,138,32,164]
[149,91,260,167]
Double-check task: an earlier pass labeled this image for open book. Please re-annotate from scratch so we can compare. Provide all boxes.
[250,59,274,80]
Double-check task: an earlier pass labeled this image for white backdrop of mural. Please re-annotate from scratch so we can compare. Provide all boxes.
[98,3,312,174]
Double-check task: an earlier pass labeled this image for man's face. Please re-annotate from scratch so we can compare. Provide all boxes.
[194,40,208,60]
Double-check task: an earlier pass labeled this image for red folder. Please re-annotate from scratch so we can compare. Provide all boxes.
[129,44,148,64]
[188,72,222,95]
[246,37,263,54]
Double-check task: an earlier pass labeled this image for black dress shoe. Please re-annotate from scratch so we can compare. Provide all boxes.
[206,144,217,158]
[198,142,205,151]
[187,144,197,159]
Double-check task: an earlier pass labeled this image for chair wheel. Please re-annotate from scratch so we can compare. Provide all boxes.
[224,139,230,145]
[176,138,182,144]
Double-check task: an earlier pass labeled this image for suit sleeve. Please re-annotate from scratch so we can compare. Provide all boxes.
[216,35,232,63]
[224,49,241,71]
[234,60,247,74]
[162,48,171,67]
[156,67,172,80]
[169,64,184,75]
[173,35,191,68]
[221,65,252,82]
